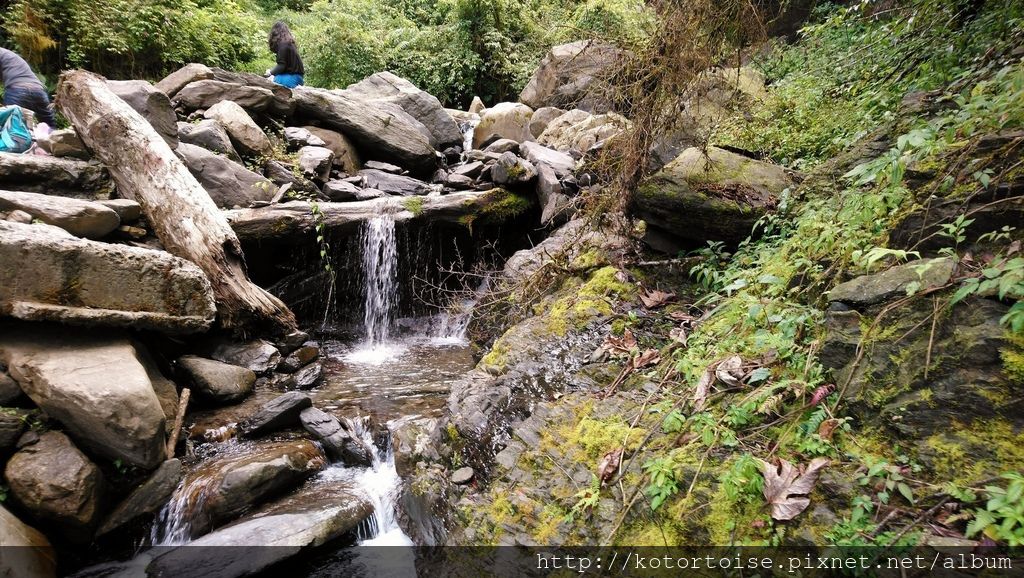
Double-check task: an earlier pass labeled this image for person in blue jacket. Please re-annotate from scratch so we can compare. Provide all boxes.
[0,48,55,127]
[265,21,304,89]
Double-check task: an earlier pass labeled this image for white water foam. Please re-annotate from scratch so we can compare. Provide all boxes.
[345,215,405,365]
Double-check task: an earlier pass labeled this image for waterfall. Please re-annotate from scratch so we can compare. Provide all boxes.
[461,117,480,156]
[344,215,401,365]
[433,274,491,344]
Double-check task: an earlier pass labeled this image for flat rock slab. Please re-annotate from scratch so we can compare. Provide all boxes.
[0,189,120,238]
[206,339,282,374]
[241,391,312,438]
[0,325,169,469]
[829,258,955,307]
[0,221,215,334]
[0,153,110,198]
[358,169,431,196]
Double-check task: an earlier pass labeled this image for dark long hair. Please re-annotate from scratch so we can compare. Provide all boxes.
[268,21,296,52]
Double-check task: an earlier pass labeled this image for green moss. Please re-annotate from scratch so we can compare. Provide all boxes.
[402,197,424,217]
[542,266,637,337]
[924,419,1024,486]
[479,337,512,375]
[703,485,766,545]
[479,188,532,224]
[1001,332,1024,385]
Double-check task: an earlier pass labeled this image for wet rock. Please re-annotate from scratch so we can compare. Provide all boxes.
[322,179,363,201]
[0,221,214,334]
[519,141,575,178]
[274,330,310,355]
[0,189,120,239]
[829,258,955,308]
[0,326,169,468]
[292,362,323,389]
[107,79,178,147]
[358,168,431,196]
[277,345,319,373]
[178,356,256,404]
[37,128,88,159]
[472,102,534,149]
[175,439,326,535]
[538,109,628,154]
[97,459,182,537]
[283,126,326,149]
[483,138,520,155]
[0,154,110,199]
[297,146,334,182]
[633,146,794,246]
[176,143,275,208]
[391,416,443,477]
[519,40,624,113]
[451,467,474,485]
[0,504,55,578]
[528,106,566,138]
[293,86,437,176]
[299,407,373,466]
[491,152,537,186]
[0,410,27,454]
[4,431,104,543]
[206,339,282,374]
[155,63,215,98]
[177,120,241,162]
[300,126,362,173]
[203,100,273,158]
[345,71,463,150]
[96,199,142,223]
[173,80,275,115]
[241,391,312,438]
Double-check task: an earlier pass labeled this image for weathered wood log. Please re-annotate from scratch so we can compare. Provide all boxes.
[166,388,190,459]
[226,189,533,242]
[56,70,297,335]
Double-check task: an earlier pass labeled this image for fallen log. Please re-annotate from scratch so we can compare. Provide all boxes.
[226,189,533,242]
[56,70,297,335]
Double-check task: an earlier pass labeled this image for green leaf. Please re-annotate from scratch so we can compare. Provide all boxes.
[747,367,772,384]
[897,482,915,503]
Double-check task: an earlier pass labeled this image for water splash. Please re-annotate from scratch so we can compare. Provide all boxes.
[346,216,403,364]
[432,274,491,345]
[150,473,217,546]
[461,116,480,155]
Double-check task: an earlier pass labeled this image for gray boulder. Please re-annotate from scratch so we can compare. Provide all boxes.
[301,126,362,173]
[357,169,431,196]
[0,326,169,468]
[264,160,320,196]
[278,345,319,373]
[97,459,182,536]
[0,189,119,239]
[536,163,571,225]
[4,430,104,543]
[344,71,462,149]
[0,153,109,199]
[452,161,485,179]
[292,362,323,389]
[483,138,520,155]
[283,126,326,149]
[519,141,575,178]
[322,180,363,201]
[297,146,334,182]
[173,80,275,114]
[178,356,255,404]
[241,392,312,438]
[37,128,88,159]
[299,407,373,466]
[156,63,215,98]
[472,102,534,149]
[107,80,178,147]
[178,120,241,162]
[96,199,142,222]
[176,143,276,208]
[829,258,955,308]
[292,86,437,176]
[0,504,55,578]
[203,100,273,158]
[491,152,537,186]
[391,416,442,477]
[0,221,215,334]
[210,68,296,119]
[518,40,624,113]
[364,160,404,174]
[529,106,566,138]
[206,339,282,374]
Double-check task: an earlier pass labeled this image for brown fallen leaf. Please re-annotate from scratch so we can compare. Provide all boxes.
[606,329,638,354]
[759,457,830,521]
[640,289,676,309]
[693,364,715,410]
[715,355,744,387]
[669,310,698,323]
[818,418,842,441]
[597,447,623,485]
[633,349,661,368]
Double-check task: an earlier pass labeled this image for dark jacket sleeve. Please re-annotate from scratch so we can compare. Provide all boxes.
[269,43,303,76]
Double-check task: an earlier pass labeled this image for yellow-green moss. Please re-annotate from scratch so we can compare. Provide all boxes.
[924,419,1024,486]
[479,337,512,374]
[542,266,637,337]
[402,196,424,217]
[480,188,532,223]
[1001,331,1024,385]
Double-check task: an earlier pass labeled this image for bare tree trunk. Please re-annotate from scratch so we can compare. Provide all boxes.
[56,70,297,335]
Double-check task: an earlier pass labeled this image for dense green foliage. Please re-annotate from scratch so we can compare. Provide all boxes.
[1,0,653,105]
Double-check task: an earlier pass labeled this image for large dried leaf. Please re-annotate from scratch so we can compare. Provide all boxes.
[693,365,715,410]
[597,447,623,485]
[633,349,661,368]
[592,329,637,362]
[640,289,676,309]
[669,311,698,324]
[715,355,744,387]
[759,457,830,521]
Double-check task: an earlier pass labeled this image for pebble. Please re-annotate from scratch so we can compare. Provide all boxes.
[451,466,475,485]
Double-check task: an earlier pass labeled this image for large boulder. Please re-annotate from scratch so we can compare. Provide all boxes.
[518,40,624,113]
[357,169,431,196]
[173,81,275,115]
[177,356,255,404]
[240,391,312,438]
[176,143,276,209]
[491,152,537,186]
[344,72,463,149]
[210,68,296,119]
[301,126,361,173]
[518,141,575,178]
[0,153,109,199]
[107,80,178,147]
[292,86,437,176]
[299,407,373,466]
[538,109,628,154]
[0,505,55,578]
[177,120,241,162]
[632,146,794,247]
[0,221,216,334]
[203,100,273,158]
[297,146,334,183]
[528,106,567,139]
[4,431,104,543]
[0,189,119,239]
[36,128,88,159]
[205,339,282,374]
[391,416,442,477]
[0,326,169,469]
[97,459,182,537]
[156,63,215,98]
[472,102,533,149]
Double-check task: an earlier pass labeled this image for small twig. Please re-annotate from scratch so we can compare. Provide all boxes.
[166,388,190,460]
[924,296,940,380]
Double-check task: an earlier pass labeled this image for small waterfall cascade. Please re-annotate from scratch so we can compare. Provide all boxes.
[461,116,480,158]
[150,466,222,546]
[433,274,491,344]
[346,214,401,364]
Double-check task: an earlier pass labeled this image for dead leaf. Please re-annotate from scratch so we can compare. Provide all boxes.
[615,270,631,284]
[693,365,715,410]
[759,457,830,521]
[810,384,836,406]
[669,326,688,346]
[715,355,744,387]
[669,311,698,323]
[818,418,842,441]
[633,349,661,368]
[640,289,676,309]
[597,447,623,485]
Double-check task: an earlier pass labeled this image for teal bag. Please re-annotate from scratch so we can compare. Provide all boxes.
[0,106,32,153]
